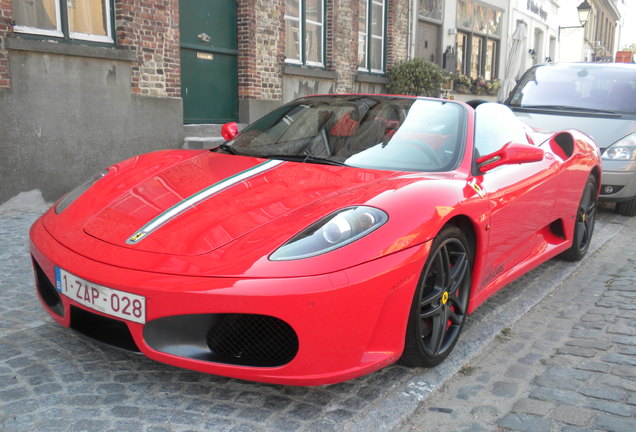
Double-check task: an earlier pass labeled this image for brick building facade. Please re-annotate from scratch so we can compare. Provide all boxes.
[116,0,181,97]
[237,0,410,122]
[0,0,410,203]
[0,0,11,90]
[0,0,183,204]
[0,0,181,96]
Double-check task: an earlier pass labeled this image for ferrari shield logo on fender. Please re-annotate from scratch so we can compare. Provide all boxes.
[469,180,485,198]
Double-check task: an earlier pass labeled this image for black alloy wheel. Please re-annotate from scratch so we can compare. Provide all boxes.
[400,225,472,367]
[559,175,597,261]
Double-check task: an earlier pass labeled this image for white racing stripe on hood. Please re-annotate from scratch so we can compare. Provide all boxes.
[126,159,284,244]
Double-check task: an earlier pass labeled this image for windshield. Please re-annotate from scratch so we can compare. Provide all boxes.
[223,95,466,172]
[507,64,636,114]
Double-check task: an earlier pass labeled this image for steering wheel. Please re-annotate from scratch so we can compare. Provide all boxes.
[398,140,443,166]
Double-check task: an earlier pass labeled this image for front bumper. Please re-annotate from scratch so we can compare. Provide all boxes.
[30,217,430,385]
[599,159,636,202]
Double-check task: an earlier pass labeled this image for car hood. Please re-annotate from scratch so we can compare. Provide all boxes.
[41,150,472,277]
[512,110,636,150]
[77,151,393,256]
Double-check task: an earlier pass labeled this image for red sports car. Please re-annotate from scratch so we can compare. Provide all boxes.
[30,95,601,385]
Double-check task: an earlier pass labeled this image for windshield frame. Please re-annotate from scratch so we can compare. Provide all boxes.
[218,95,468,174]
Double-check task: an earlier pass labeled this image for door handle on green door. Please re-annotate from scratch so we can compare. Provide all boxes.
[197,33,211,43]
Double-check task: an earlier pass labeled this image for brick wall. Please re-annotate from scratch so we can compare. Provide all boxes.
[237,0,285,101]
[387,0,409,69]
[332,0,358,93]
[0,0,11,90]
[115,0,181,98]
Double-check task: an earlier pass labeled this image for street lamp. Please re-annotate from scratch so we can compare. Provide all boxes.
[576,1,592,26]
[558,1,592,40]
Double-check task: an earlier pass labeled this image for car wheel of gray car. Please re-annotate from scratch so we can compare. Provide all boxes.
[400,225,472,367]
[615,197,636,217]
[559,175,597,261]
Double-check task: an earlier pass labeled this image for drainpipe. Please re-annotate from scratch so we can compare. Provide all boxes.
[408,0,417,59]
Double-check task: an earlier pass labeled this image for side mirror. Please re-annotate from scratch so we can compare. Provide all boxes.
[221,122,239,141]
[477,142,544,173]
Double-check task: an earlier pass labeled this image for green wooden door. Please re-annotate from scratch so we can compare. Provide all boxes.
[180,0,238,124]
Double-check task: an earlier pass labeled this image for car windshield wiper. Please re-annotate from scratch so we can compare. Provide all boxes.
[303,153,349,167]
[260,152,348,167]
[517,105,619,115]
[213,143,241,155]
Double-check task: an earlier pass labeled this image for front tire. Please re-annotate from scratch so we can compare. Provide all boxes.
[559,175,597,261]
[400,225,472,367]
[615,197,636,217]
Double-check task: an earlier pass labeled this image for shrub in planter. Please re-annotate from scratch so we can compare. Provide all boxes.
[386,58,445,97]
[486,79,501,95]
[471,76,487,95]
[453,74,472,94]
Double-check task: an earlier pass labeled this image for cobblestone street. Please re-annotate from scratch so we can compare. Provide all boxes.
[0,206,631,432]
[397,211,636,432]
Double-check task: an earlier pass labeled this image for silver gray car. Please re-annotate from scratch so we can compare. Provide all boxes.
[505,62,636,216]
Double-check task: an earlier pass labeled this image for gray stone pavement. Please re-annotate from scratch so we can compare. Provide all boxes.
[0,204,629,432]
[396,212,636,432]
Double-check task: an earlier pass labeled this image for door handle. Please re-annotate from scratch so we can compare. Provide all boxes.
[197,33,211,43]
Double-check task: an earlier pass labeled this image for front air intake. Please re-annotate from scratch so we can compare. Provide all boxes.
[206,314,299,367]
[70,306,140,352]
[32,257,64,317]
[143,313,299,367]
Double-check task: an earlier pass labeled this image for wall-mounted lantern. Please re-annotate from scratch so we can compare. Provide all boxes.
[558,1,592,40]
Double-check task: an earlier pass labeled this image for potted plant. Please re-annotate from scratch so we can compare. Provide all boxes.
[471,76,486,95]
[486,79,501,95]
[453,74,472,94]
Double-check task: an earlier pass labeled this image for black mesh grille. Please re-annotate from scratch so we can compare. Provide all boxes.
[205,314,298,367]
[32,257,64,317]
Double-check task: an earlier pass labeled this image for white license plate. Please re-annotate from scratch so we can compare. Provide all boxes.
[55,267,146,324]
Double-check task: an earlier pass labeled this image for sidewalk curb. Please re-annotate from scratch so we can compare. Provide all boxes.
[346,215,626,432]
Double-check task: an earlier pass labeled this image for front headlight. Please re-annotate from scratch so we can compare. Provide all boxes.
[270,206,388,261]
[55,169,108,214]
[602,133,636,161]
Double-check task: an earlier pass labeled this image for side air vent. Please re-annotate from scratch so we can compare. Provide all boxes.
[550,132,574,159]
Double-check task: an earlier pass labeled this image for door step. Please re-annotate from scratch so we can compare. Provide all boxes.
[182,124,244,150]
[183,136,225,150]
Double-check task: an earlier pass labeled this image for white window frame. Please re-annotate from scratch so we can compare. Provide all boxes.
[358,0,386,74]
[284,0,325,67]
[68,0,114,43]
[285,0,303,65]
[13,0,114,44]
[13,0,64,38]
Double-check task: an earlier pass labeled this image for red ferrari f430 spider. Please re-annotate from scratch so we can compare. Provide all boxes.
[30,95,601,385]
